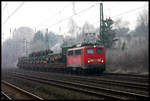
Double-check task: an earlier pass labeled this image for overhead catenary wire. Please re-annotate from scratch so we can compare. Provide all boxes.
[2,2,24,43]
[92,5,146,26]
[3,2,24,25]
[50,2,120,29]
[37,3,71,28]
[48,3,100,29]
[3,3,8,11]
[3,2,147,37]
[6,4,9,18]
[111,5,146,18]
[2,3,8,19]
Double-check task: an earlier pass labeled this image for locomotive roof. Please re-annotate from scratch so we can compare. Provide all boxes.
[68,45,104,51]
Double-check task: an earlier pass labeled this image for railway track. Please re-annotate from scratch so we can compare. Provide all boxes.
[6,68,149,83]
[4,72,149,100]
[3,68,148,80]
[3,69,149,94]
[10,69,148,91]
[1,80,43,100]
[103,72,148,78]
[1,91,12,100]
[99,72,149,82]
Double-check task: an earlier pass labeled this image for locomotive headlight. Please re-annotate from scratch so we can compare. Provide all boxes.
[98,59,101,62]
[98,59,104,62]
[88,59,91,63]
[88,59,94,63]
[90,59,94,62]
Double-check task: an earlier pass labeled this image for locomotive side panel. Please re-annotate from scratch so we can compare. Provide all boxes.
[67,48,84,68]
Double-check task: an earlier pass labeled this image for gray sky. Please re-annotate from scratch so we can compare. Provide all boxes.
[2,1,148,42]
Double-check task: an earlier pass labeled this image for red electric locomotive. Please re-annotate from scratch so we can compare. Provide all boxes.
[67,45,105,74]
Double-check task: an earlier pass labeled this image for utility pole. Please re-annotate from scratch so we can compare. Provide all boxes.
[10,28,11,39]
[72,2,76,15]
[99,3,104,45]
[24,38,28,56]
[46,28,48,33]
[35,27,36,33]
[72,2,76,38]
[46,28,49,49]
[2,33,4,42]
[59,7,61,34]
[13,28,16,38]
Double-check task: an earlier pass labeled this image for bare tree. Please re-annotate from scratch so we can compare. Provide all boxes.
[135,8,148,36]
[113,18,130,36]
[2,27,34,68]
[114,18,130,29]
[68,18,78,38]
[82,21,95,33]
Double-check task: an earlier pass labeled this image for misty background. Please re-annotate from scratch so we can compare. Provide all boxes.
[2,2,148,74]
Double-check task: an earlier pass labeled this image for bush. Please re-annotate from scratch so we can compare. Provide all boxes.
[106,41,148,74]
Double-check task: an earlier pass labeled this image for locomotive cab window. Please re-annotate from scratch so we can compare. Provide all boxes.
[96,48,103,54]
[68,51,73,56]
[87,49,94,54]
[75,50,81,55]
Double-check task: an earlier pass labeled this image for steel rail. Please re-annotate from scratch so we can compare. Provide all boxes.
[2,81,43,100]
[9,72,149,100]
[1,91,12,100]
[12,70,148,91]
[103,73,149,79]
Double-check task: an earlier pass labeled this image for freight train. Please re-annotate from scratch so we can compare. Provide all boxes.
[17,43,106,74]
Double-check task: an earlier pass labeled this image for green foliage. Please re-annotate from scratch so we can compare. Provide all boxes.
[121,42,126,51]
[44,32,50,49]
[32,30,58,52]
[98,17,116,49]
[33,31,44,42]
[44,32,58,49]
